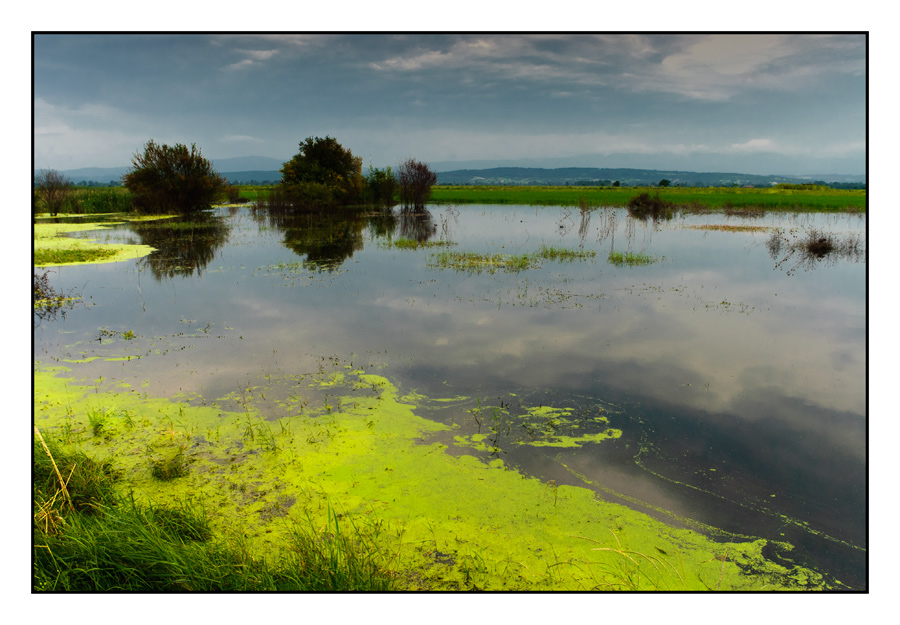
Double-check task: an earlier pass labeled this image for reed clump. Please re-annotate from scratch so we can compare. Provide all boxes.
[766,227,864,274]
[627,192,675,221]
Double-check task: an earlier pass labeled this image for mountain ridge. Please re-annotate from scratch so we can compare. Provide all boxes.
[42,160,866,187]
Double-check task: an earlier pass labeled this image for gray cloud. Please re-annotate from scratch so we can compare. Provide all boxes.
[33,33,866,175]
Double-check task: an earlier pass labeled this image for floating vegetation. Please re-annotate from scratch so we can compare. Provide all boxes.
[383,237,456,250]
[536,244,597,262]
[428,251,540,274]
[607,251,659,267]
[34,245,118,266]
[429,246,597,274]
[97,328,137,341]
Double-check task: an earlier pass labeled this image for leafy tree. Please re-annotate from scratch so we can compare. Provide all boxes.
[34,169,73,217]
[122,140,226,214]
[365,166,398,208]
[658,179,671,187]
[280,136,363,208]
[397,158,437,211]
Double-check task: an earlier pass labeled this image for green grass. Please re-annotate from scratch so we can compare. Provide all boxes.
[429,185,866,212]
[70,187,134,214]
[33,434,396,591]
[34,246,118,266]
[607,251,659,267]
[429,251,539,274]
[383,237,455,250]
[537,244,597,262]
[428,245,598,274]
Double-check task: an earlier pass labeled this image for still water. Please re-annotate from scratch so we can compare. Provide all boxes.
[34,204,867,588]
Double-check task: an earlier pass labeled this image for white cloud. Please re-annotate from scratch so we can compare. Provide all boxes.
[224,59,255,71]
[731,138,776,152]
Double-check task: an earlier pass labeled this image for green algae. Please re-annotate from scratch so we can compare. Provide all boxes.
[33,222,156,267]
[33,365,831,590]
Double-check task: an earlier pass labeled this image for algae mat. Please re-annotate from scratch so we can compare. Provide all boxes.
[34,365,829,590]
[33,220,156,267]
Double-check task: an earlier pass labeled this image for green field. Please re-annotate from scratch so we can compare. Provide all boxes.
[428,185,866,212]
[35,184,867,214]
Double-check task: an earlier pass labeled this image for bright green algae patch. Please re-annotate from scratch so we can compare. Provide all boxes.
[33,221,157,267]
[34,366,830,590]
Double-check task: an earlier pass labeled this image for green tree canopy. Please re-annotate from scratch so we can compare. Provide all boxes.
[281,136,362,187]
[280,136,363,208]
[122,140,226,214]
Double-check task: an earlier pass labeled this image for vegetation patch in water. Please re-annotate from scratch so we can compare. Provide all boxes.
[33,365,833,590]
[33,222,156,266]
[537,245,597,262]
[428,251,540,274]
[608,251,659,267]
[429,246,596,274]
[766,227,865,275]
[382,237,456,250]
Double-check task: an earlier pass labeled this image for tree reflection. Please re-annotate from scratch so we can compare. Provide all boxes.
[397,209,437,242]
[251,206,366,271]
[251,205,440,271]
[129,212,231,280]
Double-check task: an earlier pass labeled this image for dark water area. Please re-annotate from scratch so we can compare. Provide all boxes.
[34,204,867,588]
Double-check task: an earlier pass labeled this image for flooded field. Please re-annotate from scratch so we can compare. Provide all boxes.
[33,203,866,589]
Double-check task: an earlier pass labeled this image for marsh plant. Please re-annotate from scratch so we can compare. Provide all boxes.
[150,448,190,480]
[33,270,80,321]
[627,192,675,222]
[608,250,659,267]
[34,434,395,591]
[537,245,597,262]
[767,227,864,274]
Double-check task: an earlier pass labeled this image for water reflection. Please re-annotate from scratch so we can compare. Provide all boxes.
[33,204,867,587]
[249,206,440,271]
[128,213,231,280]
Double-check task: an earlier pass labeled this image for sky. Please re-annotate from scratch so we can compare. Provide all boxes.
[33,33,866,176]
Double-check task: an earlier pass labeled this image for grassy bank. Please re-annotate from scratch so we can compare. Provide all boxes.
[34,431,394,591]
[428,185,866,212]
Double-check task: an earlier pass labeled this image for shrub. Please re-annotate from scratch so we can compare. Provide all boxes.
[280,136,363,209]
[365,166,398,207]
[397,158,437,211]
[123,140,227,214]
[627,192,674,221]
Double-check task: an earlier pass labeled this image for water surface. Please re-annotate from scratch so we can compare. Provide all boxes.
[34,204,867,588]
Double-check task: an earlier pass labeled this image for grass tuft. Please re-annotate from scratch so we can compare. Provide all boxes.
[607,251,659,267]
[33,437,396,591]
[537,245,597,262]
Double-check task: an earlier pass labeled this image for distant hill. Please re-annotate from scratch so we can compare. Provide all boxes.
[219,171,281,184]
[45,157,285,185]
[41,160,865,189]
[434,167,866,188]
